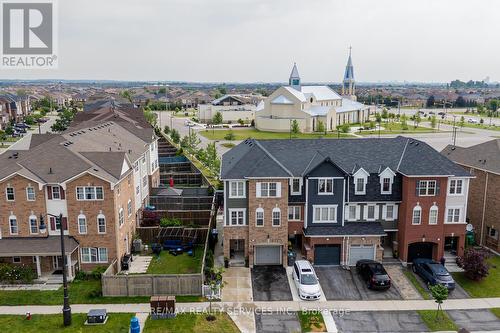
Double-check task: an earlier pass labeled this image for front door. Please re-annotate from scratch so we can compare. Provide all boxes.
[52,256,63,270]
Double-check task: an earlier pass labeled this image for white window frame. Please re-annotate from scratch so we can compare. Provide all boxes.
[9,215,18,234]
[127,199,133,217]
[51,186,61,200]
[418,180,437,196]
[255,208,264,227]
[290,178,302,195]
[317,178,334,195]
[355,177,366,195]
[229,181,245,198]
[228,209,246,226]
[429,205,438,225]
[347,204,358,221]
[80,247,108,263]
[313,205,338,223]
[445,207,461,223]
[272,207,281,227]
[412,205,422,225]
[381,177,392,194]
[76,186,104,201]
[257,182,280,198]
[448,179,464,196]
[97,214,106,234]
[26,187,35,201]
[119,207,124,226]
[288,206,301,221]
[78,214,87,234]
[29,215,38,234]
[12,257,21,263]
[365,204,377,221]
[6,187,15,201]
[384,204,395,221]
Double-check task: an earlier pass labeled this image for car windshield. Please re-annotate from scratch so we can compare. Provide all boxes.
[370,264,386,275]
[301,274,318,285]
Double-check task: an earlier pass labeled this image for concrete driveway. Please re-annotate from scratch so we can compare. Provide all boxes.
[315,266,402,300]
[255,312,301,333]
[332,311,429,333]
[447,309,500,332]
[251,266,293,301]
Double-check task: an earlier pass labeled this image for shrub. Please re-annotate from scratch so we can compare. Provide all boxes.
[74,266,107,281]
[0,263,37,284]
[224,131,235,141]
[170,129,180,143]
[160,217,182,227]
[339,124,350,133]
[164,125,170,134]
[456,248,490,281]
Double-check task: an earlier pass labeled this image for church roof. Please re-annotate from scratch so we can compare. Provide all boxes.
[343,49,355,81]
[289,63,300,79]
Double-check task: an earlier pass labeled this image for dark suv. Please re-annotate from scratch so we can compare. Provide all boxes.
[412,258,455,290]
[356,259,391,290]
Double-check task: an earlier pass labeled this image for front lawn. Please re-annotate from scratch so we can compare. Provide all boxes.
[0,279,207,305]
[146,246,204,274]
[491,308,500,318]
[417,310,458,332]
[199,129,352,140]
[403,269,431,300]
[452,255,500,297]
[297,311,326,332]
[143,313,239,333]
[0,313,134,332]
[357,122,436,135]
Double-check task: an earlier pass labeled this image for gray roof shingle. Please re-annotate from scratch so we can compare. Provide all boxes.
[441,139,500,174]
[304,222,386,236]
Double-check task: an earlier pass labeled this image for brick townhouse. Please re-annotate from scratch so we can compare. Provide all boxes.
[221,137,471,267]
[442,139,500,253]
[0,117,159,280]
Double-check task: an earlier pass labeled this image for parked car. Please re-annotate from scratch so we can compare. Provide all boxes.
[292,260,321,300]
[14,127,26,134]
[38,117,49,123]
[468,118,478,124]
[356,259,391,290]
[429,111,435,115]
[438,112,445,116]
[412,258,455,290]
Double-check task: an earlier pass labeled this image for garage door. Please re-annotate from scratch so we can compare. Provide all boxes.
[348,245,375,266]
[255,245,282,265]
[407,242,434,262]
[314,245,340,265]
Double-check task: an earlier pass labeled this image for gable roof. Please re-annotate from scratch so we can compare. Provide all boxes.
[441,139,500,174]
[221,137,470,179]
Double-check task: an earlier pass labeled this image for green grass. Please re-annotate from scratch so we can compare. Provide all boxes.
[221,142,235,148]
[143,313,239,333]
[452,256,500,297]
[297,311,326,332]
[403,269,431,300]
[417,310,458,332]
[490,308,500,318]
[0,313,134,332]
[442,120,500,131]
[146,246,203,274]
[199,128,352,140]
[357,122,436,135]
[0,279,207,305]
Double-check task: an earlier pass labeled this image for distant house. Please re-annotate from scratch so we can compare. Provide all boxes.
[198,95,257,124]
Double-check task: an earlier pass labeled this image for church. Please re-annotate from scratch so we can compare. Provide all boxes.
[255,49,372,133]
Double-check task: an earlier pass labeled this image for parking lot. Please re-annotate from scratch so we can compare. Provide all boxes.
[315,266,402,300]
[332,311,429,333]
[254,312,301,333]
[251,266,293,301]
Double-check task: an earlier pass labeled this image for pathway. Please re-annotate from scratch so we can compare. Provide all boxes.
[384,266,422,300]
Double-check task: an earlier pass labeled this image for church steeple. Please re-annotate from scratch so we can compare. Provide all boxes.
[342,47,356,100]
[289,63,301,90]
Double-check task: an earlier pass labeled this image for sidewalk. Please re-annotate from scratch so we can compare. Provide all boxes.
[1,297,499,315]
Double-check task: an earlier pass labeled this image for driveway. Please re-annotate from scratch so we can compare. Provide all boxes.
[409,269,469,299]
[255,312,301,333]
[315,266,402,300]
[447,309,500,332]
[332,311,429,333]
[251,266,293,301]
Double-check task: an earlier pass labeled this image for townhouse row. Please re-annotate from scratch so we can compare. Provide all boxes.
[220,137,471,267]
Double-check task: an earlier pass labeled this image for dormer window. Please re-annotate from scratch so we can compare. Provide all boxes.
[379,167,396,195]
[356,178,365,194]
[290,178,302,195]
[353,168,369,195]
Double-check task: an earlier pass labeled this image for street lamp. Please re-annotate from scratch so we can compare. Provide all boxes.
[47,213,71,326]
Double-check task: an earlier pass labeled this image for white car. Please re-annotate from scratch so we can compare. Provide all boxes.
[468,118,478,124]
[292,260,321,300]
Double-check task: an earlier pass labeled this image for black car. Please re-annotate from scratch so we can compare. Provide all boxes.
[356,259,391,290]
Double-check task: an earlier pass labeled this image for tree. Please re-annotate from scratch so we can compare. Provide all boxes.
[429,284,449,319]
[237,118,244,125]
[414,114,421,128]
[400,114,409,130]
[339,124,350,133]
[487,99,499,116]
[375,112,382,123]
[455,96,466,108]
[164,125,170,134]
[181,131,201,153]
[456,248,490,281]
[430,115,437,130]
[291,120,300,136]
[212,112,223,125]
[459,116,465,128]
[316,120,325,133]
[381,108,389,122]
[206,267,226,321]
[224,131,235,141]
[426,95,435,108]
[170,129,180,144]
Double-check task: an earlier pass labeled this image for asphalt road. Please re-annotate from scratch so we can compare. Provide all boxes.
[0,115,57,154]
[332,311,429,333]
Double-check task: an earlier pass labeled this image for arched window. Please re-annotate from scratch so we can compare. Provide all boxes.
[412,205,422,225]
[429,205,438,225]
[9,215,18,235]
[97,214,106,234]
[272,207,281,226]
[255,208,264,227]
[78,214,87,234]
[29,214,38,234]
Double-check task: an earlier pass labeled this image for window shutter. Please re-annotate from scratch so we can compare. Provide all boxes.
[345,206,350,220]
[256,183,261,198]
[382,205,387,220]
[62,217,68,230]
[394,205,399,219]
[276,182,281,197]
[50,217,55,230]
[60,187,65,200]
[375,205,380,220]
[47,186,52,199]
[356,205,361,220]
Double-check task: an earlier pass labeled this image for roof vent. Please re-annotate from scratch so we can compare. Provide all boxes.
[109,147,112,151]
[48,167,53,174]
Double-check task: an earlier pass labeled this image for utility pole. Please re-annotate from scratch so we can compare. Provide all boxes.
[289,119,292,140]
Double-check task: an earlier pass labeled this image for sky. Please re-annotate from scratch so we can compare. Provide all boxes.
[1,0,499,83]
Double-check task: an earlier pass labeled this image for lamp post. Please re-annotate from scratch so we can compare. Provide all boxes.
[47,213,71,326]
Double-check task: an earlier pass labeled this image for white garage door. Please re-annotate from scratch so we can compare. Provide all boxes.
[349,245,375,266]
[254,245,282,265]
